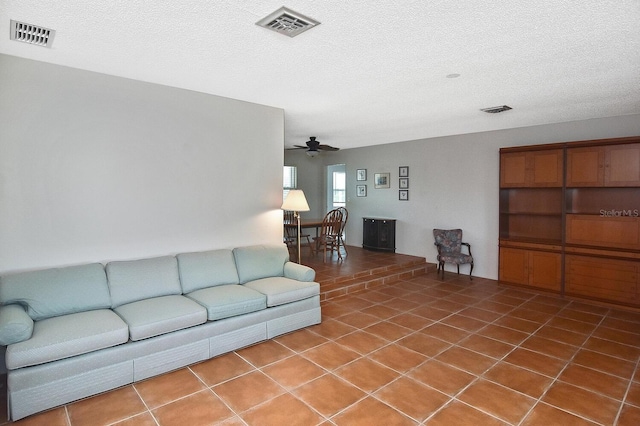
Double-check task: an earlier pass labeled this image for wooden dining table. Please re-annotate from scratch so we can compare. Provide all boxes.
[283,218,324,238]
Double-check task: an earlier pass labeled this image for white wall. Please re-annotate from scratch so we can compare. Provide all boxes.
[0,54,285,273]
[288,115,640,280]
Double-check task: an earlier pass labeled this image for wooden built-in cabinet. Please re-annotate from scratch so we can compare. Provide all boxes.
[499,137,640,308]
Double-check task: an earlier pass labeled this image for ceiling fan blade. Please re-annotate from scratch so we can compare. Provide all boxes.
[318,144,339,151]
[285,145,308,150]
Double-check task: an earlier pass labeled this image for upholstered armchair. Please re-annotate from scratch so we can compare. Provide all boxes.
[433,229,474,279]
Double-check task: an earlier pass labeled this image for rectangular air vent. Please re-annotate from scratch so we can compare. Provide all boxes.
[10,20,56,48]
[256,7,320,38]
[481,105,513,114]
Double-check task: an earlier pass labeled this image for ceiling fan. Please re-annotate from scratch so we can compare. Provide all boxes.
[288,137,339,157]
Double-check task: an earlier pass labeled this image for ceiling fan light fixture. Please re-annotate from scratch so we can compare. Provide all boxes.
[306,150,319,158]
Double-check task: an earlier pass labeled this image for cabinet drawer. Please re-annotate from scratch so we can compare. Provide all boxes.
[566,214,640,250]
[565,255,639,304]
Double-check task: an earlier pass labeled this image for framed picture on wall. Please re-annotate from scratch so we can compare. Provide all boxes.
[399,166,409,177]
[399,177,409,189]
[356,185,367,197]
[399,190,409,201]
[374,173,390,189]
[356,169,367,181]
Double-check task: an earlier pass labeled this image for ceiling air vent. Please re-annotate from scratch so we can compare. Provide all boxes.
[481,105,513,114]
[256,7,320,38]
[10,20,56,48]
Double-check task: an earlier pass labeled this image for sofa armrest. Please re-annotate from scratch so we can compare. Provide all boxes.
[0,304,34,345]
[283,262,316,282]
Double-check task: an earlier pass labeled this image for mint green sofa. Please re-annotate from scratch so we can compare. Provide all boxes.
[0,244,320,420]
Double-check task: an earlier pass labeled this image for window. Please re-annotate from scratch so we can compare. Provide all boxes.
[332,171,346,208]
[283,166,297,199]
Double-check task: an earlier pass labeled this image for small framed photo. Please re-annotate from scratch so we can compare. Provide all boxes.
[399,177,409,189]
[356,185,367,197]
[399,190,409,201]
[356,169,367,181]
[399,166,409,177]
[374,173,390,189]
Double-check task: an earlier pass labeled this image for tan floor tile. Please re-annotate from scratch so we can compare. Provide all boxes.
[520,335,579,360]
[601,317,640,335]
[240,393,324,426]
[618,404,640,426]
[408,360,476,396]
[111,412,158,426]
[213,371,284,413]
[332,396,415,426]
[67,386,146,426]
[333,295,375,311]
[519,301,564,314]
[335,311,379,329]
[458,306,504,323]
[396,332,451,357]
[582,337,640,362]
[472,300,515,315]
[387,312,433,330]
[410,305,452,321]
[360,304,401,320]
[334,330,388,355]
[10,407,68,426]
[261,355,325,390]
[494,316,541,333]
[477,324,530,345]
[592,326,640,347]
[384,297,421,312]
[307,318,357,340]
[542,381,620,425]
[559,363,630,401]
[435,346,497,375]
[521,402,598,426]
[557,308,604,324]
[426,400,507,426]
[483,362,553,398]
[547,316,598,334]
[421,323,470,343]
[458,334,515,359]
[135,368,205,409]
[302,341,360,370]
[572,349,636,379]
[503,348,567,377]
[335,357,399,392]
[235,340,294,367]
[440,314,488,333]
[458,379,536,424]
[364,321,412,341]
[369,344,427,372]
[626,382,640,407]
[508,307,554,324]
[374,377,450,421]
[319,302,352,318]
[293,374,366,417]
[152,390,233,426]
[275,328,329,352]
[534,325,589,347]
[190,352,255,386]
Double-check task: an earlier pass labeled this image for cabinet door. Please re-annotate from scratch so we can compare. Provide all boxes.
[605,144,640,186]
[530,150,563,187]
[500,152,528,187]
[500,150,563,187]
[566,255,638,305]
[499,248,529,285]
[529,251,562,291]
[567,147,604,187]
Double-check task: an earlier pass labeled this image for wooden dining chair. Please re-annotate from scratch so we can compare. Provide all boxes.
[314,209,343,262]
[336,207,349,257]
[283,211,314,259]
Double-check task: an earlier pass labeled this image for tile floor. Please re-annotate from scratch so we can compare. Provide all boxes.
[5,251,640,425]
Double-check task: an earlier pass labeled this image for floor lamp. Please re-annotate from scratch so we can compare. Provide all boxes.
[281,189,310,264]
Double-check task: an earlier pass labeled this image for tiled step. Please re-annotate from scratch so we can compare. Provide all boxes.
[318,258,436,301]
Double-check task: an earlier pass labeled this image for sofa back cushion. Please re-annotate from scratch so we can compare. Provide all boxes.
[177,249,239,293]
[233,244,289,284]
[106,256,181,308]
[0,263,111,321]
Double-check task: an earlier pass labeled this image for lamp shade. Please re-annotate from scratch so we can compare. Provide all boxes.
[281,189,310,212]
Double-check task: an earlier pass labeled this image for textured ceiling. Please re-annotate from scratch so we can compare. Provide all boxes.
[1,1,639,150]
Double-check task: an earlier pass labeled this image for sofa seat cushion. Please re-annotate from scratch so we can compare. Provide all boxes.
[114,295,207,341]
[244,277,319,307]
[186,284,267,321]
[5,309,128,370]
